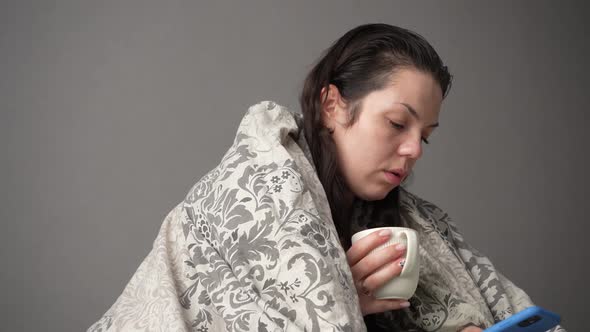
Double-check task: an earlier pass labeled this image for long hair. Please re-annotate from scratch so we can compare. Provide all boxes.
[299,23,453,249]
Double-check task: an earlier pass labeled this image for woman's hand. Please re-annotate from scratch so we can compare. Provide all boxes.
[459,326,483,332]
[346,229,410,316]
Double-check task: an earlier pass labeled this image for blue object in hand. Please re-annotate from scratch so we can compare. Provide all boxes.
[484,306,560,332]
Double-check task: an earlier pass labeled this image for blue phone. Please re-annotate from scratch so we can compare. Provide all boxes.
[484,306,560,332]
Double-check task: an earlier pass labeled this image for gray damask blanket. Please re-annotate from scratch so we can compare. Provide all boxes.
[89,101,565,331]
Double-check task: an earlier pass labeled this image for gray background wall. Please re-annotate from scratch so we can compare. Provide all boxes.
[1,1,587,330]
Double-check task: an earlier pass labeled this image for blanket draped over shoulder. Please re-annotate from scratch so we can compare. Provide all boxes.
[89,101,565,332]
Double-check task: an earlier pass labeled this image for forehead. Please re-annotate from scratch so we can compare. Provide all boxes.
[361,68,443,120]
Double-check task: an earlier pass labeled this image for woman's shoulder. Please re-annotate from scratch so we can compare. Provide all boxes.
[182,101,306,205]
[232,100,302,142]
[242,100,300,123]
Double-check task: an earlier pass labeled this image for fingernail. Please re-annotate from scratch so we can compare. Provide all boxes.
[400,301,410,308]
[395,243,406,251]
[378,230,390,237]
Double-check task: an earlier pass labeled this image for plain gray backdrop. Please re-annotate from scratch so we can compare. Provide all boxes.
[1,1,588,331]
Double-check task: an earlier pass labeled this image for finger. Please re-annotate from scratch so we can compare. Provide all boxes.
[347,229,392,266]
[364,299,410,315]
[361,256,405,294]
[350,244,406,281]
[356,279,372,297]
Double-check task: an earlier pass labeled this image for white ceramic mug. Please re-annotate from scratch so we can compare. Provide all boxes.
[351,227,420,300]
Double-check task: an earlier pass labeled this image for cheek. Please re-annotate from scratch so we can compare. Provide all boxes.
[332,132,365,180]
[340,129,389,175]
[334,128,400,200]
[360,127,396,164]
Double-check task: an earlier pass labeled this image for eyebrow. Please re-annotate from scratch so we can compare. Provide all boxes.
[398,102,439,128]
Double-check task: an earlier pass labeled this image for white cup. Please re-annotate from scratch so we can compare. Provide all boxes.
[351,227,420,300]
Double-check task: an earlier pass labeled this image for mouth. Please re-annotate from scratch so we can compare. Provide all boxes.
[387,169,406,180]
[384,171,403,185]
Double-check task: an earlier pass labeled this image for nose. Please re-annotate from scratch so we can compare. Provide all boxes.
[397,134,423,160]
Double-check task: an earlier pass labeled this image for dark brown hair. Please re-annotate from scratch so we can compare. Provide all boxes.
[299,23,453,248]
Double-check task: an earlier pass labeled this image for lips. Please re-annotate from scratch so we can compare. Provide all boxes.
[384,171,401,185]
[387,168,407,180]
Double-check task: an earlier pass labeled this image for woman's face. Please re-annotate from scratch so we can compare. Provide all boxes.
[322,67,443,201]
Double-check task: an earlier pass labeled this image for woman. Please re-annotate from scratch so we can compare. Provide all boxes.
[89,24,564,331]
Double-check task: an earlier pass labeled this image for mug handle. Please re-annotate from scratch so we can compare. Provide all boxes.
[399,229,418,277]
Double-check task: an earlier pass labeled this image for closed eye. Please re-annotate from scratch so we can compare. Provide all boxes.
[389,121,430,145]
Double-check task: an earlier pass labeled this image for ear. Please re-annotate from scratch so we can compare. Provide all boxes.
[320,84,349,129]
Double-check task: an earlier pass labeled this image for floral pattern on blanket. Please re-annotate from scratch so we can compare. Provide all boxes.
[90,101,364,331]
